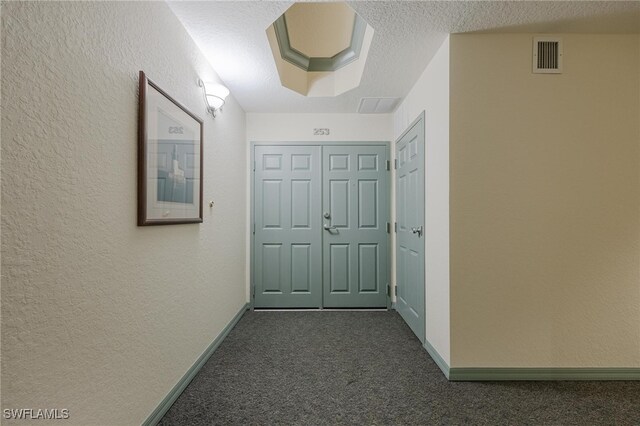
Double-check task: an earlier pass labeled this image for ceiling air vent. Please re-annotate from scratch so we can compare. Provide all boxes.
[358,97,400,114]
[533,37,563,74]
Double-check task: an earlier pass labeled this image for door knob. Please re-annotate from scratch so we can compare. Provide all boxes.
[411,226,423,237]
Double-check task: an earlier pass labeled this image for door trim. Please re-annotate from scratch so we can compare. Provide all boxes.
[250,141,391,310]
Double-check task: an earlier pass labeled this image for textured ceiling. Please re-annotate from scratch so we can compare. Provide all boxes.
[167,1,640,113]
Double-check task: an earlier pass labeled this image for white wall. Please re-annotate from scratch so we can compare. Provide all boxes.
[450,34,640,367]
[393,37,451,364]
[247,113,393,142]
[1,2,247,424]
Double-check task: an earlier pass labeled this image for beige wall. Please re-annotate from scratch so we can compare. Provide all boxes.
[450,34,640,367]
[1,2,247,424]
[394,36,451,364]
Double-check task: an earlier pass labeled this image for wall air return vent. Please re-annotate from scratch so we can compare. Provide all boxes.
[533,37,563,74]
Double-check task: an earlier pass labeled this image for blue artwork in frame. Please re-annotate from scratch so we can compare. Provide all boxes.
[138,71,203,225]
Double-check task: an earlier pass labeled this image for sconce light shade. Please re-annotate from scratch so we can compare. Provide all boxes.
[198,79,230,118]
[206,94,225,110]
[207,83,230,101]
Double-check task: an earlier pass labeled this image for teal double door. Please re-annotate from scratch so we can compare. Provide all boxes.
[253,144,390,308]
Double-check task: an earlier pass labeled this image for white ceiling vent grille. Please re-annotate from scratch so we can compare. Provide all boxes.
[533,37,563,74]
[358,97,400,114]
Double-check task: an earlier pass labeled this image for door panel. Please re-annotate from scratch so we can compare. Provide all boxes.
[291,180,311,228]
[254,146,322,308]
[322,145,389,308]
[291,244,311,292]
[330,180,349,227]
[358,244,378,292]
[330,244,350,292]
[396,115,426,343]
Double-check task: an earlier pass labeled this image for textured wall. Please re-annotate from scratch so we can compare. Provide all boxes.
[450,34,640,367]
[1,2,246,424]
[394,37,451,364]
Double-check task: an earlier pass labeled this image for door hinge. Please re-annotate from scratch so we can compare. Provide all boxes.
[386,160,390,171]
[394,222,397,233]
[394,286,397,296]
[253,223,256,234]
[252,286,255,299]
[394,159,398,169]
[387,284,390,297]
[386,222,390,233]
[253,161,256,171]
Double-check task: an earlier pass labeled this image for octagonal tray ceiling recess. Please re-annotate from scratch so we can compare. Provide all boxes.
[267,2,374,97]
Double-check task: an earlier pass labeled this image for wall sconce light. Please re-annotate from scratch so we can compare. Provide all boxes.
[198,79,230,118]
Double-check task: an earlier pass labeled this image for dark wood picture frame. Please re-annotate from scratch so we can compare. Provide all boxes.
[138,71,204,225]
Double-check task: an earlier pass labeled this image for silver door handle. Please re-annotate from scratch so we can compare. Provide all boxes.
[411,226,423,237]
[324,224,337,232]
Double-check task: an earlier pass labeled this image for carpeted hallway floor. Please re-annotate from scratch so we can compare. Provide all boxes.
[159,310,640,425]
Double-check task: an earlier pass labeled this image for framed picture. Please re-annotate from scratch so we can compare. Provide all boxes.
[138,71,203,225]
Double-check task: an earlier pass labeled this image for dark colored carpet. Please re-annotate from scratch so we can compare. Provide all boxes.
[159,311,640,425]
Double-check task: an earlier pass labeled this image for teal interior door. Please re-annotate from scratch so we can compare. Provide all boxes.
[322,145,389,308]
[395,114,426,343]
[254,145,322,308]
